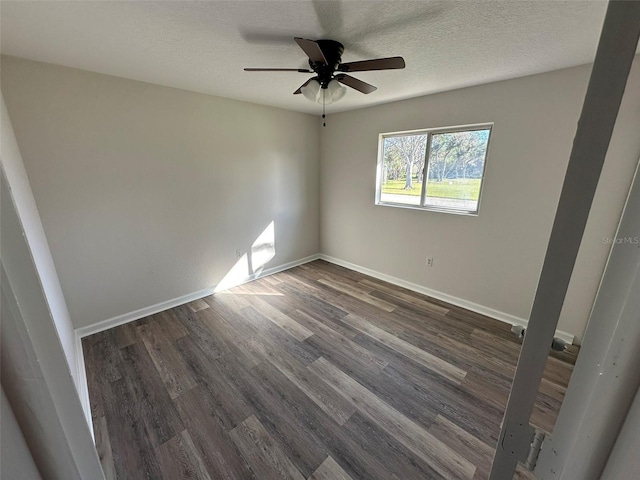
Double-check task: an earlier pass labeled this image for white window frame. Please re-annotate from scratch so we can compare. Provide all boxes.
[375,123,493,215]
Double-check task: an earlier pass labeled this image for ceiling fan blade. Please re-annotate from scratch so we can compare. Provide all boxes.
[338,56,405,72]
[293,79,313,95]
[294,37,328,65]
[244,68,312,72]
[336,74,377,94]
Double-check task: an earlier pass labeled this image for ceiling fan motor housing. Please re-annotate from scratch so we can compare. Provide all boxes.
[311,40,344,88]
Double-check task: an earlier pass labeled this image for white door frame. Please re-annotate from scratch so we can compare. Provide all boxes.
[489,1,640,478]
[534,159,640,479]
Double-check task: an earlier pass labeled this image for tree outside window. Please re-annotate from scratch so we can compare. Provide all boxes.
[377,125,492,214]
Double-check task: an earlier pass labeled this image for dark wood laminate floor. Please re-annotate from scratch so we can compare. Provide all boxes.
[83,260,577,480]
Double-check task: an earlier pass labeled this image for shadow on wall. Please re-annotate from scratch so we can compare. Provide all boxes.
[215,221,276,292]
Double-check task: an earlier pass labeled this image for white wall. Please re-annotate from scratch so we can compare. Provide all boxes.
[1,170,104,479]
[1,386,43,480]
[1,55,320,329]
[320,57,640,343]
[1,94,78,383]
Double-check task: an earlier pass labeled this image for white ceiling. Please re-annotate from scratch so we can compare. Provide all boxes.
[1,1,615,115]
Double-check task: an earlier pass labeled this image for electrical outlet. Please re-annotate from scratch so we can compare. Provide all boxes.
[426,257,434,267]
[235,249,243,259]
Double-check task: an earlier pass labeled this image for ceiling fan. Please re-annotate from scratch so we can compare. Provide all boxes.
[244,37,405,106]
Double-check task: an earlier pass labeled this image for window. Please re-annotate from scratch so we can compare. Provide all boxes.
[376,124,492,215]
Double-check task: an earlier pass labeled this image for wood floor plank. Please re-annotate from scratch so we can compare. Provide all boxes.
[240,306,320,366]
[287,307,360,340]
[112,321,140,348]
[469,327,522,360]
[316,277,397,312]
[246,295,314,341]
[384,359,502,447]
[308,456,353,480]
[263,274,283,286]
[82,340,107,418]
[234,281,283,297]
[429,415,494,480]
[138,321,198,399]
[94,415,116,480]
[365,325,516,396]
[173,338,254,432]
[390,303,475,341]
[290,310,389,370]
[332,297,474,353]
[203,295,263,339]
[173,386,256,479]
[230,415,305,480]
[113,343,185,447]
[344,411,447,480]
[359,277,450,315]
[171,304,230,360]
[155,430,212,480]
[447,308,514,340]
[539,376,567,403]
[531,390,563,434]
[304,332,439,432]
[462,372,509,411]
[254,279,361,339]
[244,360,403,480]
[226,359,339,477]
[309,357,477,479]
[352,312,498,383]
[101,376,164,480]
[207,290,252,313]
[83,330,122,384]
[542,355,575,389]
[275,278,350,322]
[279,271,407,338]
[245,337,356,425]
[344,313,467,384]
[197,307,264,369]
[434,332,516,379]
[303,332,389,385]
[307,261,374,285]
[187,298,210,313]
[154,309,190,341]
[286,270,458,350]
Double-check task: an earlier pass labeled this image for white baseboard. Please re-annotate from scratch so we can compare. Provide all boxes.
[75,254,320,340]
[318,254,575,345]
[75,287,212,340]
[74,333,94,441]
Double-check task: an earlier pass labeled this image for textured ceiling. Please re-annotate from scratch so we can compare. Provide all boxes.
[1,1,615,114]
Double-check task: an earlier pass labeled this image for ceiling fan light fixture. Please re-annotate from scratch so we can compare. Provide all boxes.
[320,79,347,105]
[301,79,321,102]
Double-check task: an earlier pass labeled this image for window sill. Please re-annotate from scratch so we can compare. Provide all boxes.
[374,201,479,217]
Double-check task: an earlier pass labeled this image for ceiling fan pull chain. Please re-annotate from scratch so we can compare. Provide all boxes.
[322,90,326,127]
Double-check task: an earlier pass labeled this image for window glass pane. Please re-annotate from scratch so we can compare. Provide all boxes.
[424,129,490,213]
[379,134,427,206]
